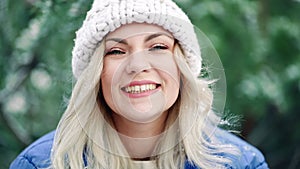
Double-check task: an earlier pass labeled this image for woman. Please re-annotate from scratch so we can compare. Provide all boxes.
[10,0,268,168]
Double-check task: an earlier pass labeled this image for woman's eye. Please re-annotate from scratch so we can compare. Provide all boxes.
[105,48,125,56]
[149,44,169,51]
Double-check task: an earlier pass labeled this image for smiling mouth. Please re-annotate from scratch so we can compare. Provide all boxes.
[121,84,161,94]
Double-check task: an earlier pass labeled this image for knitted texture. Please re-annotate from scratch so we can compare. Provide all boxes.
[72,0,201,78]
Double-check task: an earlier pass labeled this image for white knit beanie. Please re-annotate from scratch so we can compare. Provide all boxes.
[72,0,201,79]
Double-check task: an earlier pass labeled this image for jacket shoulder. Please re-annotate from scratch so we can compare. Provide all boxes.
[216,129,269,169]
[184,129,269,169]
[10,131,55,169]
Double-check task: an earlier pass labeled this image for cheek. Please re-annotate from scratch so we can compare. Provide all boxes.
[101,73,111,105]
[160,69,180,108]
[167,72,180,94]
[159,60,180,87]
[101,59,126,109]
[167,66,180,102]
[149,53,179,80]
[101,59,121,87]
[101,61,115,104]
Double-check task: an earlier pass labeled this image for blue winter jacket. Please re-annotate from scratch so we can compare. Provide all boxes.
[10,130,269,169]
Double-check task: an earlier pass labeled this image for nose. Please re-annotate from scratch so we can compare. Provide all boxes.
[126,50,151,74]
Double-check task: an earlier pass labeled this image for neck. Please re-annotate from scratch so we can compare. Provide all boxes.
[112,111,168,138]
[112,111,169,159]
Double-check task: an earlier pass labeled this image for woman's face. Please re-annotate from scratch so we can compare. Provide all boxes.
[101,23,180,124]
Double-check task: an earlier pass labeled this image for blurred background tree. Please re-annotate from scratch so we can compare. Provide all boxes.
[1,0,299,168]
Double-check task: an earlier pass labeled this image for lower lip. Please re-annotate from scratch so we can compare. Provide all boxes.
[123,86,161,98]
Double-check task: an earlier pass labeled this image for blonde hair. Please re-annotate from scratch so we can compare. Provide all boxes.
[51,42,240,169]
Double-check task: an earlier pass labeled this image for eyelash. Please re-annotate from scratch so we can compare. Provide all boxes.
[149,44,169,51]
[105,44,169,56]
[105,48,125,56]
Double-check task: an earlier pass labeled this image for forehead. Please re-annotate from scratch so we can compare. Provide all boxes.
[106,23,173,39]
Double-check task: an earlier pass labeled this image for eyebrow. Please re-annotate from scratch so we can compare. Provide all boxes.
[105,38,128,45]
[105,33,174,45]
[144,33,174,42]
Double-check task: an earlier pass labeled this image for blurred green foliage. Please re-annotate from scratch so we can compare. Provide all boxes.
[1,0,299,168]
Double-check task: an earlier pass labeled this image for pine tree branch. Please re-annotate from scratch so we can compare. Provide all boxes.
[0,56,39,146]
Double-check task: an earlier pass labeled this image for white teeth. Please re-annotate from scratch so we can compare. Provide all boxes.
[135,86,140,92]
[124,84,157,93]
[141,85,146,91]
